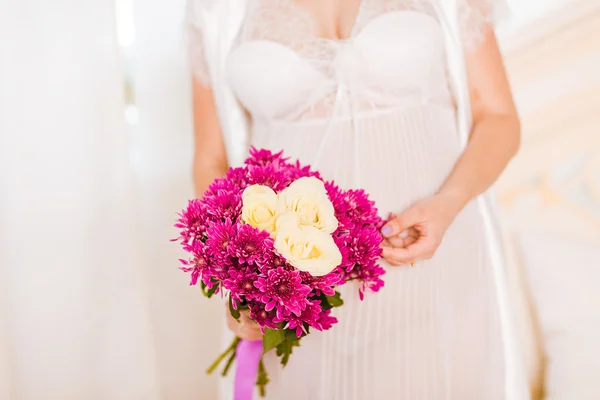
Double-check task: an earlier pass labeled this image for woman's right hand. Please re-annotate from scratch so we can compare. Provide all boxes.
[226,305,263,341]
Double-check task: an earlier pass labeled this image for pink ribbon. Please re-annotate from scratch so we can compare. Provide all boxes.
[234,339,263,400]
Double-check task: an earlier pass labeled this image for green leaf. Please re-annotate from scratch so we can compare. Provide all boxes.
[275,330,301,367]
[262,328,285,354]
[314,293,333,310]
[326,291,344,308]
[228,295,240,321]
[200,280,219,298]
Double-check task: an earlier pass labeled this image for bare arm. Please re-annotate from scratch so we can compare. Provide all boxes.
[381,27,520,265]
[438,27,520,211]
[191,76,229,198]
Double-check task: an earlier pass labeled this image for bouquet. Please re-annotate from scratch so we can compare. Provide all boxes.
[174,148,385,399]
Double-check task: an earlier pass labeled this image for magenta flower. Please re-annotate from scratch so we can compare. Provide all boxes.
[202,190,242,222]
[301,271,343,296]
[324,182,354,230]
[226,166,250,188]
[174,199,209,245]
[355,261,386,300]
[204,176,239,196]
[342,226,384,269]
[179,241,213,286]
[205,220,237,267]
[325,183,382,230]
[248,302,279,330]
[223,270,261,304]
[246,164,289,191]
[261,250,293,273]
[286,159,322,182]
[343,189,382,227]
[276,301,339,337]
[254,267,311,318]
[228,223,273,266]
[311,306,338,332]
[245,147,289,169]
[276,301,322,337]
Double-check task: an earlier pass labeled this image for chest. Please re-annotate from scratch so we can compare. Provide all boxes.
[225,0,452,121]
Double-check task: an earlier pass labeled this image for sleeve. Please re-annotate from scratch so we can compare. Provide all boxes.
[457,0,511,50]
[186,0,212,86]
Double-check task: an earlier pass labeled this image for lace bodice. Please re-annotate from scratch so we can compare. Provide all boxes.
[187,0,508,123]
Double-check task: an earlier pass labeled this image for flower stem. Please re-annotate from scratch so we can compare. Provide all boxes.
[206,336,241,375]
[221,349,237,377]
[256,358,269,397]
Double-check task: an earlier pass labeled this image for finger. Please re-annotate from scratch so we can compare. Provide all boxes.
[380,239,393,248]
[386,235,406,248]
[382,238,432,264]
[381,207,422,238]
[402,234,418,247]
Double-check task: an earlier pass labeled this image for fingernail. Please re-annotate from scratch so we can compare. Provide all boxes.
[399,230,409,239]
[381,226,393,236]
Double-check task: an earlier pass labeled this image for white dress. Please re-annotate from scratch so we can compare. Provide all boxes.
[188,1,526,399]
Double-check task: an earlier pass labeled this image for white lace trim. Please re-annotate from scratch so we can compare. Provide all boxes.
[458,0,511,49]
[186,0,214,86]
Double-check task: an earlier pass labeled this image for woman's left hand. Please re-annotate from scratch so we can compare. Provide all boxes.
[380,191,465,266]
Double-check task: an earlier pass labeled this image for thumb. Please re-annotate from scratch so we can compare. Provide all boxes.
[381,206,421,238]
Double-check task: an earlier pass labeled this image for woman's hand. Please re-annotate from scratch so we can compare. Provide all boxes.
[225,305,263,341]
[380,191,466,266]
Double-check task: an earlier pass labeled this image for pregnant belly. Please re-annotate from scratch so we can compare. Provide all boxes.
[251,106,463,215]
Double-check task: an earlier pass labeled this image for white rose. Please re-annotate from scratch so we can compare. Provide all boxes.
[241,185,279,233]
[278,177,338,234]
[274,219,342,276]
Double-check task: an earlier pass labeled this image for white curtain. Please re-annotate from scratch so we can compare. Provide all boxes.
[129,0,222,398]
[0,0,219,398]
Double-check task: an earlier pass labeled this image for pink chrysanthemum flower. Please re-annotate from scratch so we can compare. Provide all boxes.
[311,306,338,332]
[301,271,343,297]
[261,250,293,273]
[179,240,216,286]
[248,302,279,331]
[224,270,261,304]
[174,199,209,245]
[245,147,289,169]
[343,189,381,227]
[325,183,382,230]
[324,182,354,231]
[205,220,237,269]
[276,301,339,337]
[276,301,322,337]
[286,160,322,182]
[246,164,290,192]
[226,166,250,188]
[228,224,274,267]
[254,267,311,319]
[343,226,384,269]
[354,261,386,300]
[202,190,242,222]
[204,176,239,196]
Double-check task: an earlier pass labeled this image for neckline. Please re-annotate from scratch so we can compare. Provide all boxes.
[289,0,366,42]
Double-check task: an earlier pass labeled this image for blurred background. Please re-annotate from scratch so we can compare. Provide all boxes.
[0,0,598,399]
